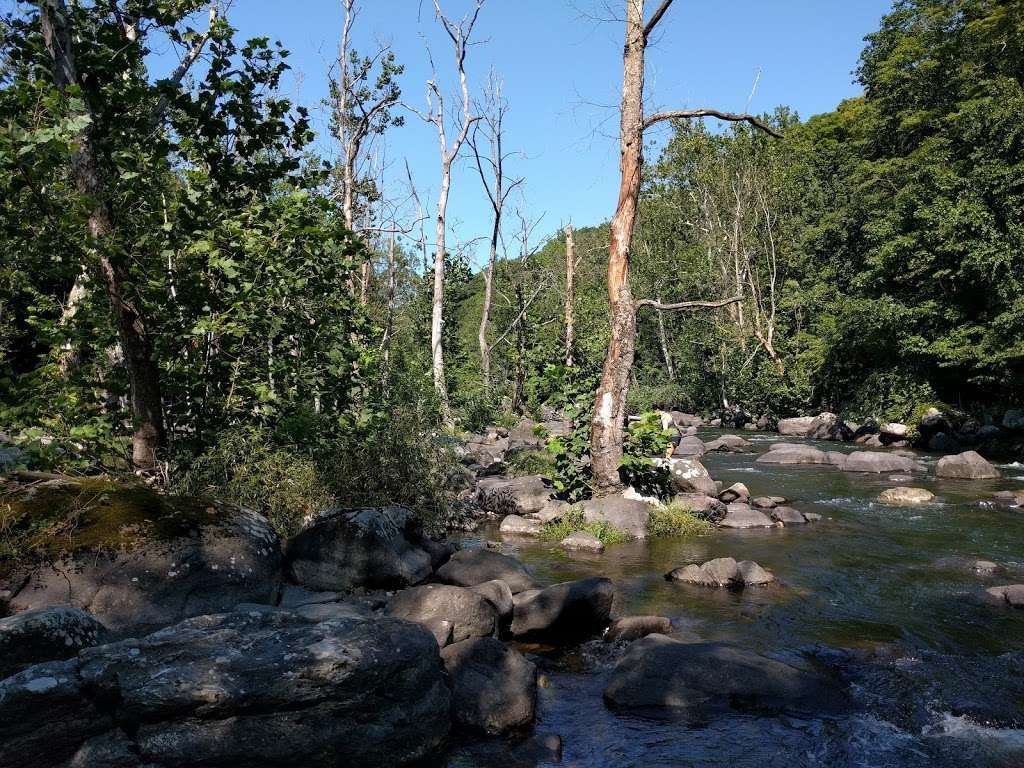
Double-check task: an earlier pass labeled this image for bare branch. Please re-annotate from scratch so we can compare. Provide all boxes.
[643,0,674,40]
[642,108,783,138]
[149,4,217,131]
[636,295,743,312]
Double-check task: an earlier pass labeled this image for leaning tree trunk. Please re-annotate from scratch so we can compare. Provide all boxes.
[564,223,576,367]
[41,0,166,471]
[477,181,501,395]
[590,0,646,494]
[432,160,453,424]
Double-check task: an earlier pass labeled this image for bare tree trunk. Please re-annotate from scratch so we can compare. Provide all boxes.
[41,0,165,471]
[656,296,675,380]
[432,162,453,423]
[564,223,576,367]
[590,0,645,493]
[381,231,397,386]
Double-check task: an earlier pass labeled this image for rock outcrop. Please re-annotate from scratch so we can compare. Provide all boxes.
[0,606,107,679]
[441,637,537,735]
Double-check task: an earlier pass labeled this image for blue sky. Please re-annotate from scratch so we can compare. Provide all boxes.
[160,0,895,264]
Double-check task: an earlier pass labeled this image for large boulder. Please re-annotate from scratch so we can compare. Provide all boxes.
[776,416,816,436]
[510,577,614,644]
[935,450,1001,480]
[673,436,707,457]
[476,475,554,517]
[3,478,281,637]
[581,496,652,540]
[807,413,853,441]
[658,457,717,496]
[756,444,831,465]
[841,451,926,474]
[603,634,847,718]
[441,637,537,735]
[0,606,107,679]
[285,506,432,592]
[437,548,538,594]
[0,611,450,768]
[386,584,496,646]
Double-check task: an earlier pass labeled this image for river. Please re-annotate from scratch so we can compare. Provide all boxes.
[449,431,1024,767]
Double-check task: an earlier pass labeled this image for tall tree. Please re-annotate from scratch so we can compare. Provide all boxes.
[410,0,483,424]
[564,223,576,367]
[590,0,779,493]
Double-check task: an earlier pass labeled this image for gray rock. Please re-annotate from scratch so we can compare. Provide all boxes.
[842,451,926,474]
[0,611,450,768]
[510,577,614,644]
[718,482,750,504]
[659,457,717,496]
[665,564,710,585]
[804,512,823,522]
[532,500,569,524]
[756,445,831,465]
[285,506,431,593]
[672,493,727,522]
[561,531,605,553]
[673,436,707,457]
[771,506,807,525]
[605,615,673,643]
[737,560,775,586]
[469,580,514,626]
[929,432,963,454]
[935,450,1001,480]
[718,505,775,529]
[776,416,816,436]
[0,606,107,680]
[703,435,752,453]
[581,496,652,540]
[441,637,537,735]
[991,490,1024,507]
[476,475,554,517]
[826,451,849,468]
[499,514,544,536]
[603,635,847,718]
[1002,409,1024,431]
[751,497,778,509]
[670,412,704,428]
[387,584,496,646]
[437,548,539,594]
[986,585,1024,608]
[292,601,371,623]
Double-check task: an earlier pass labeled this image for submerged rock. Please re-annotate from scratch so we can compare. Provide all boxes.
[985,585,1024,608]
[770,506,807,525]
[499,514,544,536]
[666,557,774,587]
[757,444,831,465]
[935,450,1001,480]
[442,637,537,735]
[561,531,605,553]
[604,615,673,643]
[0,606,107,679]
[878,487,936,505]
[285,506,431,593]
[0,611,451,768]
[718,504,775,529]
[603,635,847,718]
[510,577,614,644]
[437,548,538,594]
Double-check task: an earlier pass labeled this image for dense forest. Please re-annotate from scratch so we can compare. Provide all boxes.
[0,0,1021,524]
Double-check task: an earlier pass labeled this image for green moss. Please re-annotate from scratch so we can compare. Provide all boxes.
[539,507,632,547]
[648,502,714,538]
[0,474,232,576]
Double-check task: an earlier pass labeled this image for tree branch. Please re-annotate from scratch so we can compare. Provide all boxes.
[643,0,674,40]
[642,108,782,138]
[149,4,217,131]
[636,295,743,312]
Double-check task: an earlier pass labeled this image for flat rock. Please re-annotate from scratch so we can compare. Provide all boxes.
[718,505,775,529]
[842,451,926,474]
[986,585,1024,608]
[751,497,778,509]
[561,531,605,553]
[441,637,537,735]
[757,445,831,465]
[603,635,847,718]
[499,514,544,536]
[510,577,614,644]
[703,435,752,453]
[935,451,1002,480]
[386,584,496,645]
[437,548,538,594]
[878,487,936,505]
[605,615,673,643]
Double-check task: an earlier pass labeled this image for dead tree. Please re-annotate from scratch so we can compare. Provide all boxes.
[590,0,781,493]
[331,0,403,304]
[564,223,576,367]
[469,71,522,395]
[409,0,483,425]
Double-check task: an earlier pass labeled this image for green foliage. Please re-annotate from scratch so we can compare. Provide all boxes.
[619,412,672,498]
[538,506,631,547]
[648,502,714,539]
[505,449,555,478]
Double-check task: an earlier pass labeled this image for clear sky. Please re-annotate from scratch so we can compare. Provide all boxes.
[159,0,896,265]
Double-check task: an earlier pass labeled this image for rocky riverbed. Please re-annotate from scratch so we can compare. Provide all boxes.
[2,419,1024,767]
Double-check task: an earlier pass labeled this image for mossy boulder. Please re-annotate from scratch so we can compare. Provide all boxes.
[1,475,281,636]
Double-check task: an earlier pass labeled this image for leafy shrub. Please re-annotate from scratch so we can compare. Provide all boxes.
[619,412,672,498]
[648,502,714,538]
[538,506,631,546]
[626,380,692,415]
[505,449,555,478]
[546,414,593,502]
[459,394,499,434]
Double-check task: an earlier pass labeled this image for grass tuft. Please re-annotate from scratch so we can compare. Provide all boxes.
[647,501,714,538]
[539,507,632,546]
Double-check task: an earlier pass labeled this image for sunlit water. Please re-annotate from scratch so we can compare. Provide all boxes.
[447,432,1024,768]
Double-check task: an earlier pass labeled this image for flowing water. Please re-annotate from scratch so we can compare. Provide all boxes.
[448,432,1024,768]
